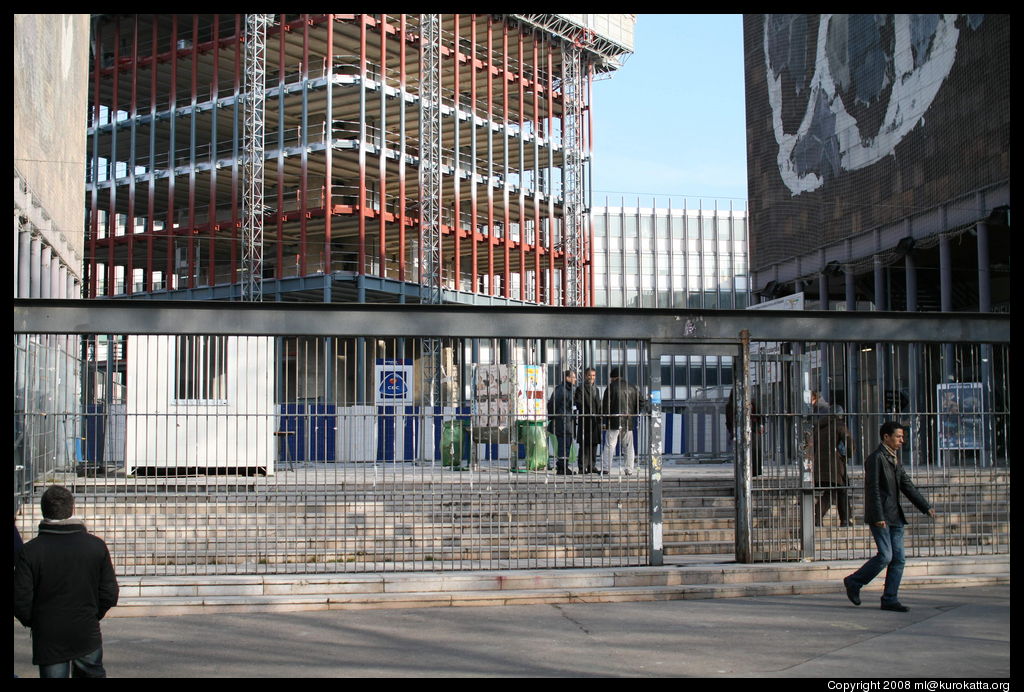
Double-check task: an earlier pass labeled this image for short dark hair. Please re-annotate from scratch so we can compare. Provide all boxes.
[584,367,596,375]
[41,485,75,520]
[563,369,575,380]
[879,421,903,440]
[609,367,620,379]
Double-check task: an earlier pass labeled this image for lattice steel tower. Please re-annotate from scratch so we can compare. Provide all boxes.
[241,14,271,302]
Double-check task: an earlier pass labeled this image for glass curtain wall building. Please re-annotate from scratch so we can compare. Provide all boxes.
[592,200,751,459]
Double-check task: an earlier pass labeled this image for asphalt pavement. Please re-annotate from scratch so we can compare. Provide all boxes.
[13,584,1009,678]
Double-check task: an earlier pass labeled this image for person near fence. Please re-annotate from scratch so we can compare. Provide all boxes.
[547,369,578,475]
[602,368,649,476]
[574,367,606,474]
[843,422,937,612]
[810,392,855,526]
[726,389,763,476]
[14,485,119,678]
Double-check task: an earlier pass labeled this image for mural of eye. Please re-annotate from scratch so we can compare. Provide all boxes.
[764,14,980,195]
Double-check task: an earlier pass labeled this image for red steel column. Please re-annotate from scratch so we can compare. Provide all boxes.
[325,14,334,277]
[587,63,595,306]
[532,32,541,304]
[167,15,178,290]
[501,22,510,300]
[146,17,157,292]
[378,14,387,279]
[546,39,555,305]
[230,14,240,285]
[398,14,407,284]
[127,16,138,295]
[469,15,478,295]
[107,20,120,297]
[517,29,525,302]
[358,14,367,278]
[486,16,494,297]
[275,15,285,280]
[89,21,101,297]
[453,14,461,291]
[300,15,310,276]
[187,14,198,289]
[209,14,221,288]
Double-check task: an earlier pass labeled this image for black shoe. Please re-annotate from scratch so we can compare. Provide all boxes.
[880,601,909,612]
[843,577,861,606]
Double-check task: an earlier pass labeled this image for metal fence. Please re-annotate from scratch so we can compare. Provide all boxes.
[742,339,1011,562]
[14,301,1010,573]
[14,303,659,576]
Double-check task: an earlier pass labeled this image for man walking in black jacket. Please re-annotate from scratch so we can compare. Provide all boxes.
[843,422,936,612]
[14,485,119,678]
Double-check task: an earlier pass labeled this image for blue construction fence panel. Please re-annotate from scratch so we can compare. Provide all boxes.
[83,403,105,463]
[278,403,337,462]
[376,406,472,462]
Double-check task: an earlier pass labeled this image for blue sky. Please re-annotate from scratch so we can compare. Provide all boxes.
[591,14,748,208]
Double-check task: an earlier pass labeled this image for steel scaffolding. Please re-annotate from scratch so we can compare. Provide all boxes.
[241,14,271,302]
[84,15,632,304]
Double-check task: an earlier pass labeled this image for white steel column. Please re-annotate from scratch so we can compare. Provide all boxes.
[562,37,587,375]
[241,14,271,302]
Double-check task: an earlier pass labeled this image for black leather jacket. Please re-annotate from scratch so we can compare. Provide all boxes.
[863,444,932,526]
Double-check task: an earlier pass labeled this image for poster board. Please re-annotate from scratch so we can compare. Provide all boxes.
[937,382,983,450]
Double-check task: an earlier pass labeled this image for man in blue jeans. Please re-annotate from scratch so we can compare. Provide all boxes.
[844,422,937,612]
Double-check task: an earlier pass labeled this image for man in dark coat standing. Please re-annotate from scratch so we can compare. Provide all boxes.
[574,367,605,474]
[601,367,647,476]
[14,485,119,678]
[843,422,936,612]
[547,369,577,475]
[810,393,855,526]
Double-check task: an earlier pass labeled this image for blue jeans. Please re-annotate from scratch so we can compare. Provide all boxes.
[38,647,106,678]
[847,523,906,604]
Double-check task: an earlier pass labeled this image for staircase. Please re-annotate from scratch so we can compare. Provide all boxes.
[107,554,1010,617]
[17,469,1008,616]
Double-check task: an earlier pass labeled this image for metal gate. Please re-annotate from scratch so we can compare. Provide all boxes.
[736,334,1010,562]
[15,301,1010,572]
[14,301,660,576]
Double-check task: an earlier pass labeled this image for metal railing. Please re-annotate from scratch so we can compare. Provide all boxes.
[14,301,1011,572]
[741,338,1011,562]
[14,301,659,576]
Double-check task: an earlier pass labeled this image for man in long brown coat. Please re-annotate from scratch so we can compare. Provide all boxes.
[811,393,854,526]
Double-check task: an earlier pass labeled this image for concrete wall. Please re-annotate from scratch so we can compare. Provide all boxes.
[13,14,90,276]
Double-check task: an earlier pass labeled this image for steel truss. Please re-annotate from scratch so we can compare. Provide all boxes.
[241,14,272,302]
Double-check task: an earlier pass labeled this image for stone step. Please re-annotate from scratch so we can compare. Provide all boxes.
[106,555,1010,616]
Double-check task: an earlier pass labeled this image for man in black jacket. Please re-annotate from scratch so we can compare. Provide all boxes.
[14,485,119,678]
[601,368,647,476]
[574,367,605,474]
[547,369,577,475]
[843,422,936,612]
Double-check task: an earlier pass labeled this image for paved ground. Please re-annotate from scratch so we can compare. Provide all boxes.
[13,585,1009,678]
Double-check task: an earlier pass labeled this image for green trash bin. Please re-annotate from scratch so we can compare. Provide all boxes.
[441,420,466,468]
[516,420,549,471]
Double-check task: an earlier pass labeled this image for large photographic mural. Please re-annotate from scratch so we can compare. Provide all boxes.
[765,14,985,196]
[744,14,1009,273]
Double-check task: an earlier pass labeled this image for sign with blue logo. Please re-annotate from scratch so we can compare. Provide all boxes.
[375,359,413,405]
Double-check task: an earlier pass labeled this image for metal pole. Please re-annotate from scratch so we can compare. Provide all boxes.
[735,330,753,563]
[977,221,994,467]
[648,344,665,566]
[241,13,270,302]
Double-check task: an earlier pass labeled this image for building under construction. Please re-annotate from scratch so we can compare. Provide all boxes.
[86,14,635,305]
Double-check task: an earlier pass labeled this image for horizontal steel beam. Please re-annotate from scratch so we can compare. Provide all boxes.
[14,299,1010,344]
